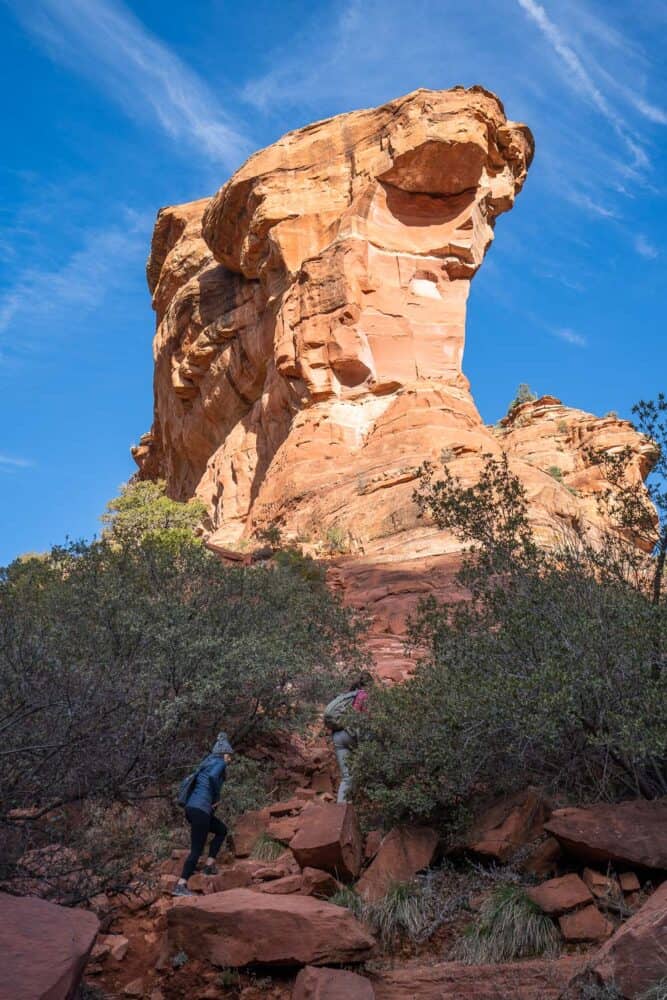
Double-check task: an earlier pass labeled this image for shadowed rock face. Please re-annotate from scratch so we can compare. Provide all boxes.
[133,87,652,678]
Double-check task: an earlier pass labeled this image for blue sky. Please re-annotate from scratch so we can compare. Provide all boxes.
[1,0,665,563]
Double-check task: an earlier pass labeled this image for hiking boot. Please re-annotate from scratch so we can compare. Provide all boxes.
[171,883,193,897]
[203,863,218,876]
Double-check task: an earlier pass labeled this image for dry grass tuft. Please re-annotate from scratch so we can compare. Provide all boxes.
[454,884,560,964]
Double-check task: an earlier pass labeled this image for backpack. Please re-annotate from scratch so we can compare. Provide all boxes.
[323,691,357,732]
[176,767,201,808]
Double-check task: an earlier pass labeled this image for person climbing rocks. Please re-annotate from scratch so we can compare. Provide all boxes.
[172,732,234,897]
[324,673,372,803]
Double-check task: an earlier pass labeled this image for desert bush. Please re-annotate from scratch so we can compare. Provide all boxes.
[352,442,667,825]
[454,885,560,964]
[256,524,282,547]
[101,479,206,542]
[548,465,564,482]
[507,383,537,415]
[0,516,364,898]
[324,524,350,554]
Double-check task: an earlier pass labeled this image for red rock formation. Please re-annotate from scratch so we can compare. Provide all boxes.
[592,881,667,996]
[559,905,614,943]
[545,799,667,870]
[166,888,375,966]
[526,873,593,915]
[356,825,438,902]
[289,803,362,880]
[1,891,99,1000]
[464,787,550,863]
[371,956,585,999]
[293,966,375,1000]
[133,87,654,677]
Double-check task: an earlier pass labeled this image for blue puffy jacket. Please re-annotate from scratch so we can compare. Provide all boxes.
[186,754,227,814]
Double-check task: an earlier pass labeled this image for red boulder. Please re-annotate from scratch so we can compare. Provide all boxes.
[293,965,375,999]
[301,868,342,899]
[526,873,592,915]
[259,874,304,894]
[356,826,438,903]
[592,880,667,997]
[464,788,550,863]
[232,808,269,857]
[558,905,614,943]
[167,888,375,967]
[290,803,362,880]
[0,891,99,1000]
[545,799,667,870]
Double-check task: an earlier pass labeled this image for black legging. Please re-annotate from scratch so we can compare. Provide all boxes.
[181,807,228,880]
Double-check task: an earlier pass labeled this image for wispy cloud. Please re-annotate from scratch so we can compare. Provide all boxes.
[0,208,150,339]
[515,0,649,171]
[553,327,587,348]
[635,234,659,259]
[631,97,667,126]
[0,454,33,469]
[7,0,250,168]
[560,189,618,219]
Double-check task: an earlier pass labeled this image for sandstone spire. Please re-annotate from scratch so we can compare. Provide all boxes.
[133,87,651,677]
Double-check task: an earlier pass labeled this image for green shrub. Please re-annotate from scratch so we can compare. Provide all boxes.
[454,885,560,964]
[256,524,282,547]
[250,833,285,862]
[0,523,363,900]
[352,452,666,828]
[547,465,564,482]
[101,479,206,543]
[325,525,350,554]
[507,383,537,415]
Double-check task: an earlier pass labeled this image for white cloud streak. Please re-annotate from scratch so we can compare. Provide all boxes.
[515,0,650,170]
[553,327,587,348]
[0,454,33,468]
[632,97,667,126]
[0,208,151,338]
[635,234,659,259]
[7,0,250,168]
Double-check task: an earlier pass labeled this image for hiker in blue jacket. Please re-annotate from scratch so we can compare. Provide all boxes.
[172,732,234,897]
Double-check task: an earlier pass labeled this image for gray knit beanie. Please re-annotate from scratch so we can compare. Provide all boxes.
[212,731,234,755]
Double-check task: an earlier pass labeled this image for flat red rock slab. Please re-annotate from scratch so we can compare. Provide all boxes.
[545,799,667,869]
[372,956,585,999]
[526,873,592,914]
[167,888,374,967]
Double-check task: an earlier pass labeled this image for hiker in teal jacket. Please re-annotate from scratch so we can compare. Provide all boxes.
[173,732,234,897]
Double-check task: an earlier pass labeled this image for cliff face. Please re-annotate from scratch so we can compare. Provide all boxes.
[133,87,652,678]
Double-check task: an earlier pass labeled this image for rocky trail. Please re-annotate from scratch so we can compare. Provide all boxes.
[3,730,665,999]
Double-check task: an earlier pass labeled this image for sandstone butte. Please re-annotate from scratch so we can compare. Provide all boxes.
[133,86,656,679]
